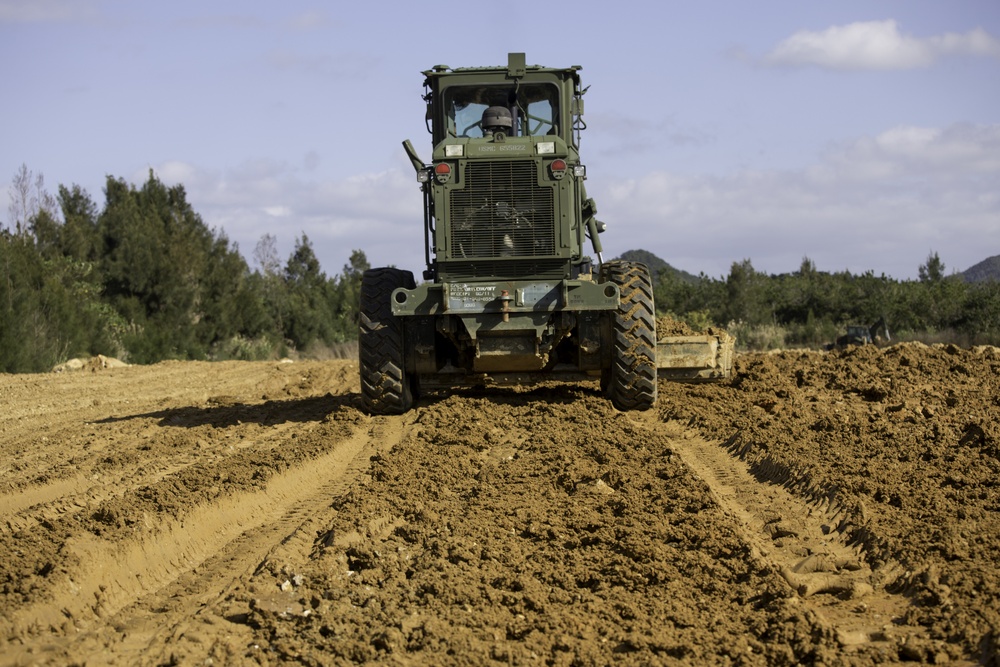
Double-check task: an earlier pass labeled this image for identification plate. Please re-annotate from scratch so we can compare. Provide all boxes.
[447,283,498,310]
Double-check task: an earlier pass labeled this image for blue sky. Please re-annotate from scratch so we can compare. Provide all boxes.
[2,0,998,280]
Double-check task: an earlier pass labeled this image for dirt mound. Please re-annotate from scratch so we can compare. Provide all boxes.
[655,314,731,341]
[51,354,128,372]
[0,343,997,665]
[656,314,700,336]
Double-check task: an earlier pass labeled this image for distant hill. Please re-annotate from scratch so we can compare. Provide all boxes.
[616,250,1000,284]
[616,249,701,283]
[961,255,1000,283]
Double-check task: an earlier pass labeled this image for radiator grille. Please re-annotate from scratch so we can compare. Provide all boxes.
[449,161,555,259]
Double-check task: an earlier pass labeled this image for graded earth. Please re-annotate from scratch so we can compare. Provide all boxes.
[1,343,998,665]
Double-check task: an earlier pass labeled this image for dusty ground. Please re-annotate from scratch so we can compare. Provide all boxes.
[0,343,998,665]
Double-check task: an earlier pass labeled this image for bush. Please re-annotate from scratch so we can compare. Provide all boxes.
[210,335,280,361]
[727,321,787,351]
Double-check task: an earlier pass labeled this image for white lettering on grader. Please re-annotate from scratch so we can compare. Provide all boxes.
[475,145,527,153]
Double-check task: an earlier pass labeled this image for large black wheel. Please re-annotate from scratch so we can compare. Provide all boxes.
[359,268,416,415]
[600,261,658,411]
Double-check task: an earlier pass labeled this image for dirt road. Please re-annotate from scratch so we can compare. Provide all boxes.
[1,343,997,665]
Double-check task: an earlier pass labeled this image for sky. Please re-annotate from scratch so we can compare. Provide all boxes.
[2,0,998,281]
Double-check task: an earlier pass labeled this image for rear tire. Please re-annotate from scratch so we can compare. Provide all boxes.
[359,268,415,415]
[600,261,658,411]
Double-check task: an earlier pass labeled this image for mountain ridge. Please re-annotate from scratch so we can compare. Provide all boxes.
[961,254,1000,283]
[615,250,1000,283]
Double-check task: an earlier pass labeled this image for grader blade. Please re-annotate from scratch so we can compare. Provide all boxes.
[656,333,734,382]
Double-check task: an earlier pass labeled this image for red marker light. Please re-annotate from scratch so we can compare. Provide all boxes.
[434,162,453,184]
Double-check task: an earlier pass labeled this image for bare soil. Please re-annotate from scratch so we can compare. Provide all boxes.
[1,343,998,666]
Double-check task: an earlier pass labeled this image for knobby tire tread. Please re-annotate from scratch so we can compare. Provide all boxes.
[359,268,415,415]
[601,261,657,411]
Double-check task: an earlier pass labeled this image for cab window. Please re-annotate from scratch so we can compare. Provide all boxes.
[444,83,559,138]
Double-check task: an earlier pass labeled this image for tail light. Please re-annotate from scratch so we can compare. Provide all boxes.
[434,163,452,184]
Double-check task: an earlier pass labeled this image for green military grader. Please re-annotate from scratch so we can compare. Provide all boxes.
[359,53,731,415]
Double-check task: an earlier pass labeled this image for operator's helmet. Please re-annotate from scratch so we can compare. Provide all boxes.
[482,106,513,134]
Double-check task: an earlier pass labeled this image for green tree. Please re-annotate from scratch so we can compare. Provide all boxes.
[283,234,336,350]
[98,171,251,362]
[59,184,101,263]
[332,249,369,338]
[918,251,945,283]
[724,259,770,326]
[0,232,49,371]
[252,233,288,340]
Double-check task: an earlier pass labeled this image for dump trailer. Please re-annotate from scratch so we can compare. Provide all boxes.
[359,53,732,415]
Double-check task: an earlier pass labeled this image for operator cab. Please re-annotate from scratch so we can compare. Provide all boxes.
[421,54,586,149]
[446,84,559,139]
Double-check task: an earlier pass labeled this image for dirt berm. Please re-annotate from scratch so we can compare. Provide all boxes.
[0,343,997,665]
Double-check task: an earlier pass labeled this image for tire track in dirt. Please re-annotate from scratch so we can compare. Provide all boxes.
[647,415,919,654]
[0,361,357,538]
[0,419,303,536]
[1,412,414,667]
[80,415,414,667]
[0,359,372,665]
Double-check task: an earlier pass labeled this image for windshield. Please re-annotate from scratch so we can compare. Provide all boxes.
[443,83,559,138]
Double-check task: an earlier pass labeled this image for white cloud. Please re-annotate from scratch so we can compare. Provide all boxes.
[263,206,292,218]
[0,0,95,22]
[153,160,199,185]
[588,112,715,156]
[174,13,266,31]
[265,50,377,79]
[596,123,1000,279]
[283,10,331,32]
[814,123,1000,182]
[144,156,424,276]
[175,9,332,34]
[764,20,1000,70]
